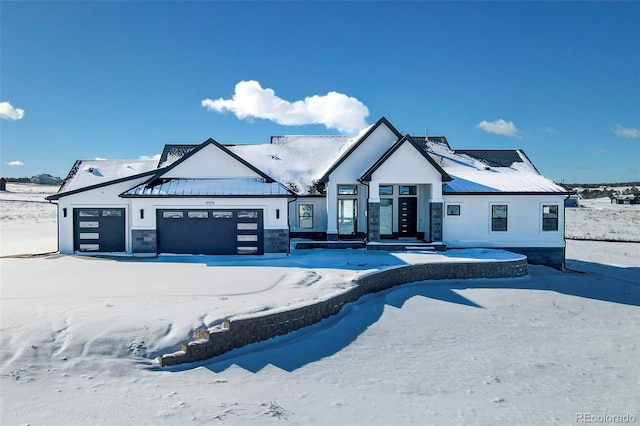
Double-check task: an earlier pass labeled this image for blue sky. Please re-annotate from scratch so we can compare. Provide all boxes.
[1,1,638,184]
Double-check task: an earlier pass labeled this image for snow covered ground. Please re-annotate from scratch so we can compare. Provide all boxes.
[565,197,640,242]
[1,184,638,425]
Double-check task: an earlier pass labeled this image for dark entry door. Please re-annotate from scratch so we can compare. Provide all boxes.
[398,197,417,237]
[156,209,263,255]
[74,208,126,252]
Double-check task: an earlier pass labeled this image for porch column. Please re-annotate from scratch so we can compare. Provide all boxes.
[367,181,380,242]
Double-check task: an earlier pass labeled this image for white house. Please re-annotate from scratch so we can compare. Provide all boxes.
[47,117,571,268]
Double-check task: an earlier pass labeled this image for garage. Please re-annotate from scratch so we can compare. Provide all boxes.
[73,208,126,252]
[156,209,263,255]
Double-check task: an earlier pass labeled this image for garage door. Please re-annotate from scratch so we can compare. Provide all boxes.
[156,209,263,255]
[74,208,126,252]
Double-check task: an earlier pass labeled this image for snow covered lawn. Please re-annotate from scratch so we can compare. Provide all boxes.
[1,184,638,425]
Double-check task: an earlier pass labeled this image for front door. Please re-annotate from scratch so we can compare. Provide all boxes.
[398,197,417,237]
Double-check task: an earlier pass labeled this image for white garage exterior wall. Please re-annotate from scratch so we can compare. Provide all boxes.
[442,194,566,248]
[53,176,151,253]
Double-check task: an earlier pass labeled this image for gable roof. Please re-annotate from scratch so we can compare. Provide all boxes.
[359,135,452,182]
[46,167,159,201]
[150,138,276,183]
[318,117,403,183]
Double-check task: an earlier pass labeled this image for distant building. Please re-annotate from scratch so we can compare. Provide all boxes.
[0,177,6,191]
[30,174,63,185]
[565,194,580,208]
[611,195,639,205]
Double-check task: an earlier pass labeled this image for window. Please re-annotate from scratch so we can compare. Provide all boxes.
[491,205,508,231]
[298,204,314,229]
[78,210,99,217]
[237,211,258,219]
[212,211,233,219]
[338,199,357,235]
[338,185,358,195]
[380,199,393,235]
[399,185,417,195]
[447,205,461,216]
[237,223,258,230]
[163,211,183,219]
[188,211,208,219]
[542,205,559,231]
[379,185,393,195]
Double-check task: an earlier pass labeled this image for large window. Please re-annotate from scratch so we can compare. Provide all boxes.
[542,205,559,231]
[491,205,508,231]
[338,199,357,235]
[298,204,314,229]
[380,199,393,235]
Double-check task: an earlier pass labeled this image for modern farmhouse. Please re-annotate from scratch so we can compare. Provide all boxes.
[47,117,571,268]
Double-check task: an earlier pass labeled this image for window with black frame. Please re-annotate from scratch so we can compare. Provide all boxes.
[491,205,508,231]
[542,205,558,231]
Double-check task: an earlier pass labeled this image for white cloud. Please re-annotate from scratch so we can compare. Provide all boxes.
[202,80,369,133]
[612,124,640,139]
[139,154,161,161]
[95,157,108,161]
[8,160,24,166]
[0,102,25,120]
[476,119,522,138]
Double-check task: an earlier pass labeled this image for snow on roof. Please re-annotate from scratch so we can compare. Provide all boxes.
[226,135,359,194]
[58,159,159,193]
[122,178,293,197]
[158,145,198,168]
[422,141,567,193]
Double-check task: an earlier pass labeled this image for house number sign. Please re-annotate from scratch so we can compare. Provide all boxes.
[205,201,216,206]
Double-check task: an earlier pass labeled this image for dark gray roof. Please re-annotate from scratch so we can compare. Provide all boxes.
[158,144,198,167]
[453,150,524,168]
[412,136,451,150]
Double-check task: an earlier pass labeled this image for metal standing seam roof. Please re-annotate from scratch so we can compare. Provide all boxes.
[121,178,294,197]
[442,173,570,194]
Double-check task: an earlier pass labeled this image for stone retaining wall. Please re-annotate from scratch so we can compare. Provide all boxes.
[158,257,527,366]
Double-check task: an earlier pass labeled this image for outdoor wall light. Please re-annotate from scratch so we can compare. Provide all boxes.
[276,209,280,219]
[140,209,144,219]
[63,208,67,217]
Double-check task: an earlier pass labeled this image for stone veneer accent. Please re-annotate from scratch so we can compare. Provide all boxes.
[132,229,157,254]
[264,229,289,254]
[367,201,380,242]
[502,246,565,270]
[158,257,528,366]
[429,202,443,242]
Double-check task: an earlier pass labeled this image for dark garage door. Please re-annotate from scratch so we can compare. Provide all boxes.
[156,209,263,255]
[74,208,126,252]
